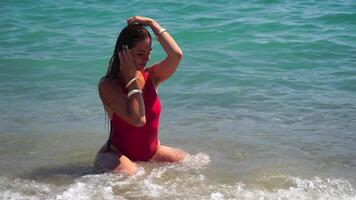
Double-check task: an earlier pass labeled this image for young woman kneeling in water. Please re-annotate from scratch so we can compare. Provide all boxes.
[94,16,188,175]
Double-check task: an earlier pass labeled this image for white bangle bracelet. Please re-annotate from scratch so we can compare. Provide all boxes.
[155,28,167,40]
[127,89,142,98]
[125,77,137,89]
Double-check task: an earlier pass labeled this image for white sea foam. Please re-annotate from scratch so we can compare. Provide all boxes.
[1,156,355,200]
[179,152,211,171]
[55,174,125,200]
[0,177,56,200]
[55,182,115,200]
[210,192,224,200]
[228,176,356,200]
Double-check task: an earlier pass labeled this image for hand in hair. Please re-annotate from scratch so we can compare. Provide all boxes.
[127,16,154,26]
[118,45,136,82]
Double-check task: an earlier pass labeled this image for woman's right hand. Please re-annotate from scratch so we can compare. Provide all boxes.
[118,45,136,82]
[127,16,154,26]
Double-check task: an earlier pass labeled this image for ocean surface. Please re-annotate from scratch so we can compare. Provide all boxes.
[1,0,356,199]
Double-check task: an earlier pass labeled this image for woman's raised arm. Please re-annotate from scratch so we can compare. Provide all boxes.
[127,16,183,87]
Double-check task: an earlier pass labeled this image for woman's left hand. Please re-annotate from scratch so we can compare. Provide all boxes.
[127,16,154,26]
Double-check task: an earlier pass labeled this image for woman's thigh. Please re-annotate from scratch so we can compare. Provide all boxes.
[151,144,188,163]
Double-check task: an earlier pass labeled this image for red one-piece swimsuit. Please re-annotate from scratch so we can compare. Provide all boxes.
[109,72,161,162]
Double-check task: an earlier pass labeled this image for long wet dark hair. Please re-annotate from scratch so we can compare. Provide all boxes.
[99,24,152,137]
[102,24,152,85]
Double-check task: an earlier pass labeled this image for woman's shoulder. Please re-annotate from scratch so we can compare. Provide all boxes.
[99,77,116,86]
[99,77,124,95]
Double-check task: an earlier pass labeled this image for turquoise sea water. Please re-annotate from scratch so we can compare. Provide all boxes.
[1,0,356,199]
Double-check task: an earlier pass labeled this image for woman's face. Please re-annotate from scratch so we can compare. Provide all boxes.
[131,37,152,70]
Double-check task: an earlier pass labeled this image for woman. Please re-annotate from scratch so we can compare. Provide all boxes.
[94,16,188,175]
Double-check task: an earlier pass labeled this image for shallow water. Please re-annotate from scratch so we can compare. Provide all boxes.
[1,0,356,199]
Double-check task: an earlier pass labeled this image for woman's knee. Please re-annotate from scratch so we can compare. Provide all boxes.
[152,145,188,162]
[176,149,188,161]
[113,155,138,175]
[172,148,188,162]
[94,152,138,175]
